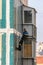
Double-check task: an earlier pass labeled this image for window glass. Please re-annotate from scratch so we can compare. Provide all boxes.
[24,11,32,23]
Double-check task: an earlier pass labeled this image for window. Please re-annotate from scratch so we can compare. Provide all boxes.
[24,11,32,23]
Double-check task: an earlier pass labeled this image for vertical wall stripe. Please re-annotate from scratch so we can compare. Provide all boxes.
[0,34,2,65]
[2,33,6,65]
[0,20,2,28]
[10,0,14,28]
[0,0,2,28]
[1,0,6,28]
[6,33,10,65]
[6,0,10,28]
[10,34,14,65]
[6,0,10,64]
[0,0,2,19]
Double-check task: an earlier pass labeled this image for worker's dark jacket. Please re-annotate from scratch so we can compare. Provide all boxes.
[19,31,29,45]
[17,31,29,51]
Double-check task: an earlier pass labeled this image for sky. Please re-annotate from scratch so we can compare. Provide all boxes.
[28,0,43,43]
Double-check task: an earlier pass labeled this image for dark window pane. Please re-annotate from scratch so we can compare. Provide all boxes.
[24,11,32,23]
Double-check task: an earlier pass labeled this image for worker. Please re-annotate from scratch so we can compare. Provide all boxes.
[16,28,29,51]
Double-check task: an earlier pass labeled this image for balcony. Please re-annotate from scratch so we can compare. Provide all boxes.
[23,24,36,39]
[22,5,37,26]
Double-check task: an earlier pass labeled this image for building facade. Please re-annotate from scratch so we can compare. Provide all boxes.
[36,42,43,65]
[21,0,28,5]
[0,0,36,65]
[0,0,14,65]
[15,0,37,65]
